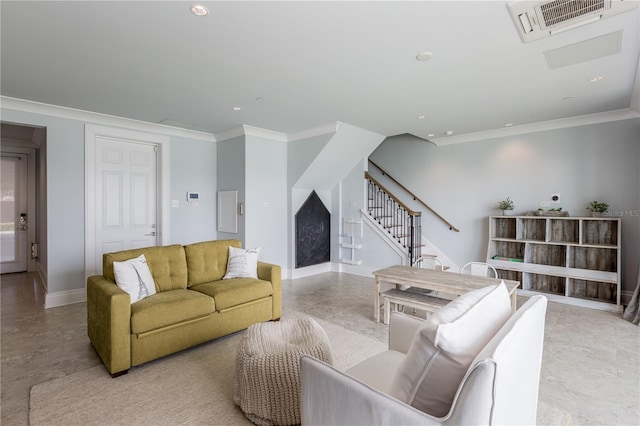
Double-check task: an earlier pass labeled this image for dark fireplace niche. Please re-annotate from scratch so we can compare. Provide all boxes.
[295,191,330,268]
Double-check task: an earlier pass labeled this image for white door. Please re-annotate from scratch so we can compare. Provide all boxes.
[94,138,157,270]
[0,155,28,273]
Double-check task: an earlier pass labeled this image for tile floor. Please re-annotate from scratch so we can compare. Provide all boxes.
[1,271,639,425]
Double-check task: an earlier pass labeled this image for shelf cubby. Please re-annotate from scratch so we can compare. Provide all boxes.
[526,243,566,267]
[518,218,546,241]
[569,279,617,303]
[524,273,565,296]
[582,219,618,246]
[550,218,579,243]
[493,217,517,239]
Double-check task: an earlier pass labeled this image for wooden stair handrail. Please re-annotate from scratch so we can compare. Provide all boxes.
[365,172,421,216]
[368,159,460,232]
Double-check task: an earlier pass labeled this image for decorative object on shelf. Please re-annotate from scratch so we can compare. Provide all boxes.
[587,201,609,217]
[497,197,515,215]
[535,207,569,217]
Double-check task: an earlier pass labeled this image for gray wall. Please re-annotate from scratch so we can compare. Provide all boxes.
[245,135,288,266]
[169,136,217,245]
[216,136,246,243]
[370,118,640,294]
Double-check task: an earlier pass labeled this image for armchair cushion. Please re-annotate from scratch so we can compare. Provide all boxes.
[388,282,512,417]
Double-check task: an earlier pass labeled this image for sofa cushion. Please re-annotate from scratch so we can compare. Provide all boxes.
[185,240,242,287]
[388,282,512,418]
[104,244,188,292]
[190,278,273,311]
[130,289,215,335]
[113,254,157,304]
[223,246,260,279]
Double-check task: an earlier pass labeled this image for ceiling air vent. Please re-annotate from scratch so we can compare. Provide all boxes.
[507,0,638,43]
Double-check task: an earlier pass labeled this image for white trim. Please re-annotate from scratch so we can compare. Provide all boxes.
[84,125,170,278]
[45,288,86,308]
[361,211,408,264]
[1,96,217,142]
[288,122,343,142]
[215,122,342,143]
[335,262,376,278]
[215,125,288,143]
[431,109,640,146]
[289,262,333,279]
[517,289,623,313]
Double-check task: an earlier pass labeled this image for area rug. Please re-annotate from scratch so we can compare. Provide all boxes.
[29,314,386,426]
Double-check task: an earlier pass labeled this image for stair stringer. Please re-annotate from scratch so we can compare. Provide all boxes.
[361,210,409,265]
[362,210,460,272]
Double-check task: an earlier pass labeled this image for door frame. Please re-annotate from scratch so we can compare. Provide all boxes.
[0,145,37,272]
[85,124,170,278]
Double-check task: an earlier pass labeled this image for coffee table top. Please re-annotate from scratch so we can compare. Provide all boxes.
[373,265,519,295]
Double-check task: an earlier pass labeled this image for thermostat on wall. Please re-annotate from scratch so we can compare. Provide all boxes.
[187,192,200,202]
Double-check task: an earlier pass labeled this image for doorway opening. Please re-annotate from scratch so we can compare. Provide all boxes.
[0,122,47,282]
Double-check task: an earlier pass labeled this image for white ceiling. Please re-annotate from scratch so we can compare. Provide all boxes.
[1,1,639,144]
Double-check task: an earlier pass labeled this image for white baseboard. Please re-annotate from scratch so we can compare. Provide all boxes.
[45,288,86,309]
[336,262,376,278]
[289,262,333,279]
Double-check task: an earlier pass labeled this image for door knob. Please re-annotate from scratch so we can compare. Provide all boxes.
[145,232,156,236]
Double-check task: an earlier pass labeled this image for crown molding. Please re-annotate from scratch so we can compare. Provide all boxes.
[288,122,343,142]
[0,96,217,142]
[215,122,342,143]
[430,109,640,146]
[214,125,288,142]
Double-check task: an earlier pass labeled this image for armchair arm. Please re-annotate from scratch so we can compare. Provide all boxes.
[388,311,423,353]
[86,275,131,376]
[257,261,281,320]
[300,355,440,426]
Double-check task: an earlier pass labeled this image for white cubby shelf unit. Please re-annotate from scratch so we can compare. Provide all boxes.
[487,215,621,313]
[340,217,363,266]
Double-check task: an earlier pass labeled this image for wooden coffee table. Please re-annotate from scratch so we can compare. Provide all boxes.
[372,265,520,322]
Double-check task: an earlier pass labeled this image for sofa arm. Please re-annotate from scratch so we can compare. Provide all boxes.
[86,275,131,376]
[300,355,439,426]
[388,311,423,353]
[257,261,281,320]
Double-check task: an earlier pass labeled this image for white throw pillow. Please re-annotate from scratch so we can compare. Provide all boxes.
[388,282,512,418]
[223,246,260,279]
[113,254,157,304]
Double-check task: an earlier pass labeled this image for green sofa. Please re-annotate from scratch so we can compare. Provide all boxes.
[87,239,282,377]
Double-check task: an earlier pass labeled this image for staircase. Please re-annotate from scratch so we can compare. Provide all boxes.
[365,172,422,266]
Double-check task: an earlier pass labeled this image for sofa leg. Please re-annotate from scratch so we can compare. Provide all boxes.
[271,318,281,322]
[111,369,129,378]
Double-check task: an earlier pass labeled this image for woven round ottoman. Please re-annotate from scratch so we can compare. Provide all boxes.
[233,316,333,426]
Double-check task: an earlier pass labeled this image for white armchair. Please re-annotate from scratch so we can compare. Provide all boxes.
[300,291,547,425]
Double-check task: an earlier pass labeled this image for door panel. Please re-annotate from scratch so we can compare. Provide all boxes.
[0,155,28,273]
[95,138,157,270]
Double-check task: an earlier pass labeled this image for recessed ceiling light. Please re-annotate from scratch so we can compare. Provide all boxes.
[505,123,513,127]
[562,96,574,101]
[190,4,209,16]
[417,115,425,120]
[415,52,433,62]
[445,130,454,136]
[427,133,435,138]
[256,97,264,102]
[589,76,603,82]
[232,106,242,111]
